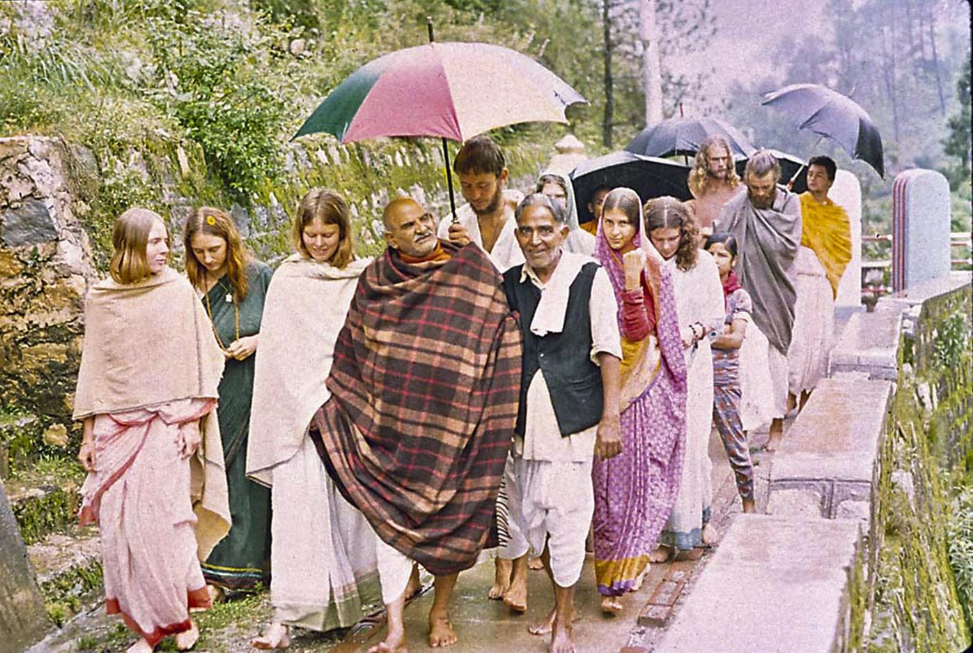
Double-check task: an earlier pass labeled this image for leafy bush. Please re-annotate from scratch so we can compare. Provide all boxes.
[948,486,973,629]
[146,9,288,199]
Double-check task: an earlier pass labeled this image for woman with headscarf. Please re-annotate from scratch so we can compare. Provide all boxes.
[248,189,381,649]
[591,188,687,614]
[184,207,273,599]
[536,170,596,256]
[645,197,725,560]
[75,207,230,653]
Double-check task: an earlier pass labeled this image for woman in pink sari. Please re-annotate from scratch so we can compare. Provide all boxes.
[591,188,687,615]
[74,208,230,653]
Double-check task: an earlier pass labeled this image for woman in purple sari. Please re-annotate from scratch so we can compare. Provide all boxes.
[591,188,688,615]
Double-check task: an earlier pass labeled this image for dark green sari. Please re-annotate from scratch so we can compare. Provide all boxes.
[200,261,273,590]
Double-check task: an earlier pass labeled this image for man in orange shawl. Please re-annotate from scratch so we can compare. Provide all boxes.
[788,155,853,410]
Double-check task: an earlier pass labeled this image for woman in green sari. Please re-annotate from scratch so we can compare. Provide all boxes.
[184,207,273,599]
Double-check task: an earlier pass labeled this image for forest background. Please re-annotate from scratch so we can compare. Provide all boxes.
[1,0,969,267]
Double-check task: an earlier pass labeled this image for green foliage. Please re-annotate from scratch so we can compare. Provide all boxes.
[145,9,288,199]
[944,53,971,179]
[933,310,970,373]
[948,486,973,629]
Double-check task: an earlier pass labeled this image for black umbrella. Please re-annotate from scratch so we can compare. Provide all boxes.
[570,151,692,225]
[625,116,757,160]
[735,150,809,195]
[761,83,884,178]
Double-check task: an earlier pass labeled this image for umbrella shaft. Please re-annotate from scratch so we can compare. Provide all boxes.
[441,137,458,222]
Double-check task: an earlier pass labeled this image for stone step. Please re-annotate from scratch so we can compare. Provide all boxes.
[28,525,103,627]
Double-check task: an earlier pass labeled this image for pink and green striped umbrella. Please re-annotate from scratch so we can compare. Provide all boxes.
[294,42,587,143]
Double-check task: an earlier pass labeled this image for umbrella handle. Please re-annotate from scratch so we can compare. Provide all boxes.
[441,137,458,223]
[788,135,825,190]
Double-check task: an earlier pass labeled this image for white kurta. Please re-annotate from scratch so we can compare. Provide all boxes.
[659,249,725,550]
[437,190,525,272]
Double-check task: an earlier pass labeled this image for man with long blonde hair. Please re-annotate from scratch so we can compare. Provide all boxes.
[685,136,742,236]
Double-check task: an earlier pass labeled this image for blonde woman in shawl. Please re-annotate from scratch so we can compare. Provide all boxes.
[591,189,687,615]
[184,207,273,599]
[645,198,725,561]
[789,155,852,411]
[248,190,381,649]
[75,208,230,653]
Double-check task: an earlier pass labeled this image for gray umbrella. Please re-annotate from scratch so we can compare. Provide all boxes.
[625,116,757,159]
[761,83,884,178]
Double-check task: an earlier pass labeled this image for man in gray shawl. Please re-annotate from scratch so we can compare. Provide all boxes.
[716,151,802,449]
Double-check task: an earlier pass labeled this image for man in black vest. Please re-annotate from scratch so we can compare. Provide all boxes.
[500,193,622,653]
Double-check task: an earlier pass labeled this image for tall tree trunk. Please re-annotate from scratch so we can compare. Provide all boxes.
[927,11,947,117]
[602,0,614,149]
[639,0,664,127]
[879,7,901,145]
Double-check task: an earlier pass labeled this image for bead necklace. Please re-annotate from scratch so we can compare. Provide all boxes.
[203,277,239,355]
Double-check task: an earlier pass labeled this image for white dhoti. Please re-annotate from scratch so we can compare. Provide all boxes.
[787,247,834,396]
[373,535,414,605]
[506,456,594,588]
[270,436,381,630]
[766,344,790,419]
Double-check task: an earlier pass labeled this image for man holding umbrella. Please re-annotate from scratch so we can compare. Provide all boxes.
[716,151,802,450]
[438,135,525,271]
[311,196,523,651]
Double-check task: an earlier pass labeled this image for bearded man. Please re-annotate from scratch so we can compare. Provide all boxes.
[716,151,802,450]
[685,136,743,236]
[439,135,525,271]
[312,197,522,652]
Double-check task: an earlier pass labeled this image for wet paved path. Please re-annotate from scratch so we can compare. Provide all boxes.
[344,420,785,653]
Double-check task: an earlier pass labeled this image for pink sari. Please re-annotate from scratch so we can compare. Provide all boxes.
[80,398,217,646]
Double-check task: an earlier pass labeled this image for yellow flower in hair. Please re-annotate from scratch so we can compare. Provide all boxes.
[206,215,217,226]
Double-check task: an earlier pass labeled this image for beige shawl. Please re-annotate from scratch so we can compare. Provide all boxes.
[73,267,230,560]
[246,255,370,487]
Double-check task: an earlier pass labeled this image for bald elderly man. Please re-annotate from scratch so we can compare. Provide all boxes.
[310,197,523,652]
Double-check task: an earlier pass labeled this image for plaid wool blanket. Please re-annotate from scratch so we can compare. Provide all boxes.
[311,241,522,576]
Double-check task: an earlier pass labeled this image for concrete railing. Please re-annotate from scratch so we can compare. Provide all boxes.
[654,271,972,653]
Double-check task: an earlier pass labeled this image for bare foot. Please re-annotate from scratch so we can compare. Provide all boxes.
[632,566,649,591]
[405,565,423,601]
[742,498,756,514]
[600,596,623,615]
[673,547,704,561]
[206,584,224,605]
[489,558,512,600]
[126,638,153,653]
[529,608,556,636]
[701,523,718,546]
[767,419,784,452]
[648,545,671,563]
[428,611,457,648]
[368,625,408,653]
[528,556,544,571]
[251,622,290,650]
[175,620,199,651]
[549,614,576,653]
[502,572,527,613]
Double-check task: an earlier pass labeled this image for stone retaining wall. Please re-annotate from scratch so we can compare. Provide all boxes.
[655,272,972,653]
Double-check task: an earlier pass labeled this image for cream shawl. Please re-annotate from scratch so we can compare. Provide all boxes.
[73,266,230,559]
[246,255,370,487]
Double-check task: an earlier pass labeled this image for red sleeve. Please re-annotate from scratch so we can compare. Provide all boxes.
[620,288,651,341]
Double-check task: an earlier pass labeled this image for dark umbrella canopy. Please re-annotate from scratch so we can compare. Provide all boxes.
[762,83,884,178]
[736,149,809,195]
[570,151,692,225]
[625,116,757,160]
